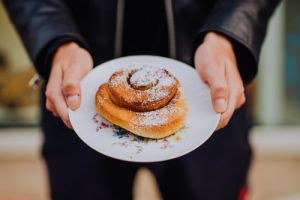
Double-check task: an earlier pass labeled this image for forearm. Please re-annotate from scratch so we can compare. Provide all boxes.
[2,0,88,80]
[194,0,281,84]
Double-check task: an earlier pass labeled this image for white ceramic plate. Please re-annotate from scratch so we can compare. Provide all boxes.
[69,55,220,162]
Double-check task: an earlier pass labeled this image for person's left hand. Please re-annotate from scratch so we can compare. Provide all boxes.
[194,32,246,130]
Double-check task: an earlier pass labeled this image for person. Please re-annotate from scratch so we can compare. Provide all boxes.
[3,0,280,199]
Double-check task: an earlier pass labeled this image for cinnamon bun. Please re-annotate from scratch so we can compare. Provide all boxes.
[95,66,188,139]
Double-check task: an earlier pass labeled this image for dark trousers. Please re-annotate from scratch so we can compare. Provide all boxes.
[41,94,252,200]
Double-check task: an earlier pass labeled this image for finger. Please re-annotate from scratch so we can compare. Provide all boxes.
[62,64,89,111]
[199,63,228,113]
[47,64,72,128]
[46,66,62,117]
[216,94,236,130]
[216,64,243,130]
[227,62,245,110]
[46,99,59,117]
[63,119,73,129]
[53,92,73,129]
[236,93,246,109]
[46,99,54,112]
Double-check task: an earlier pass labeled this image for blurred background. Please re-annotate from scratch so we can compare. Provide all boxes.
[0,1,299,200]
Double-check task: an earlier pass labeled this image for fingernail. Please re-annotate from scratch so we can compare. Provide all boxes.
[66,95,79,110]
[214,98,226,112]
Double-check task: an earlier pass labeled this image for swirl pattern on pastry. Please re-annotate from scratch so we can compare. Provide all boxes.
[95,66,188,139]
[108,66,179,112]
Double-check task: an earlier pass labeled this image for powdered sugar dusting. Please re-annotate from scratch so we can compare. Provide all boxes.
[104,65,186,128]
[138,66,176,102]
[133,92,184,127]
[135,106,179,126]
[108,66,177,103]
[109,72,128,88]
[130,67,159,87]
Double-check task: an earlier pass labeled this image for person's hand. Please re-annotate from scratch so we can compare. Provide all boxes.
[45,42,93,128]
[194,32,245,130]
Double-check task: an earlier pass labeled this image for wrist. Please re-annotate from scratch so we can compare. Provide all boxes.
[56,42,80,54]
[203,32,233,49]
[52,42,81,67]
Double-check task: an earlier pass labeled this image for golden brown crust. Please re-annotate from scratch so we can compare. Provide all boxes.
[95,83,188,139]
[107,67,179,112]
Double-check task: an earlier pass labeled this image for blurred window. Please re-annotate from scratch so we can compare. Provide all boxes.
[285,0,300,124]
[254,1,300,125]
[0,4,39,127]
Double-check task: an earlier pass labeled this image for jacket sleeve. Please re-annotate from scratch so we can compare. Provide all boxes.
[2,0,88,80]
[194,0,281,84]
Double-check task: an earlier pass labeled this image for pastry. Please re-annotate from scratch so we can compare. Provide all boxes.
[95,66,188,139]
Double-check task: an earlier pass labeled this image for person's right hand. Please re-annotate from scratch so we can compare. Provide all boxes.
[45,42,93,128]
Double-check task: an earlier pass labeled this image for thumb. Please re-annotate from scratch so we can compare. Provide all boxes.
[62,65,86,111]
[206,68,228,113]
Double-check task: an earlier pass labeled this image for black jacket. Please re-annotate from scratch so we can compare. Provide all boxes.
[3,0,280,84]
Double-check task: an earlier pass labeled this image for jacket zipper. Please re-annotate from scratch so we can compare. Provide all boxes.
[114,0,176,59]
[165,0,176,58]
[114,0,125,57]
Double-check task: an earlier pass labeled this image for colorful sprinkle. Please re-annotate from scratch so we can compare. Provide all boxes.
[91,113,187,157]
